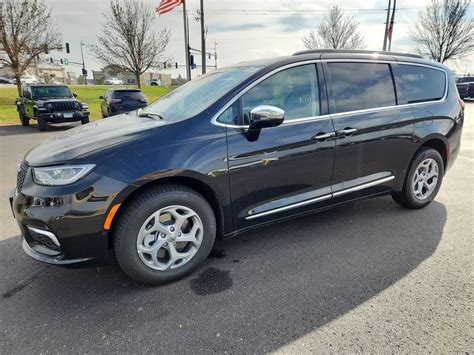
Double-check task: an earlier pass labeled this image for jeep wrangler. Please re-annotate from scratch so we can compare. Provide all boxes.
[16,84,90,131]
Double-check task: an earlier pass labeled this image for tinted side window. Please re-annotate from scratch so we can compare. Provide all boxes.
[399,64,446,103]
[326,62,396,113]
[241,64,319,124]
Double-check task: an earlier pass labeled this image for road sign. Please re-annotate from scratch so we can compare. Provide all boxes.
[64,59,69,65]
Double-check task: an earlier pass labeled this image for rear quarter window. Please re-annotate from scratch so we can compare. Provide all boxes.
[398,64,446,104]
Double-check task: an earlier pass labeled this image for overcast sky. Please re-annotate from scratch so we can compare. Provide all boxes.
[44,0,474,79]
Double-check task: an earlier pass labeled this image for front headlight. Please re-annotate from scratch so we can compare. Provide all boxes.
[73,102,82,110]
[32,164,95,186]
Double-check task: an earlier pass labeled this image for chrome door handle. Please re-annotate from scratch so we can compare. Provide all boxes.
[337,128,358,136]
[312,132,336,141]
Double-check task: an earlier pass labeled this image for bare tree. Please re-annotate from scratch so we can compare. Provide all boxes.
[0,0,61,95]
[302,5,365,50]
[90,0,170,88]
[410,0,474,63]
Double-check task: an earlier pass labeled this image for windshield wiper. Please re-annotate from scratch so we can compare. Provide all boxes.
[137,108,163,120]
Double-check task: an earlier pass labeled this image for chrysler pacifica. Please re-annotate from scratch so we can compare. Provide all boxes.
[10,50,464,284]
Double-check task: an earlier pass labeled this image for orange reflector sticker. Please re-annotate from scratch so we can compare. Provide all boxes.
[104,204,121,230]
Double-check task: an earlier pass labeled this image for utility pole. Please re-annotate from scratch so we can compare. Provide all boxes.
[183,1,191,80]
[214,41,218,69]
[382,0,391,51]
[200,0,206,75]
[387,0,397,51]
[80,41,87,85]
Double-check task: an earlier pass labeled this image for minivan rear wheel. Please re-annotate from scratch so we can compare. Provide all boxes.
[114,184,216,285]
[392,147,444,209]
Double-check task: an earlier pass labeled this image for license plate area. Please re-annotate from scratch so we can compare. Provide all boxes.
[63,112,74,118]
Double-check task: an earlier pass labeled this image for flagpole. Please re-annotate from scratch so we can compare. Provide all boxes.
[200,0,206,74]
[382,0,391,51]
[388,0,396,51]
[183,0,191,80]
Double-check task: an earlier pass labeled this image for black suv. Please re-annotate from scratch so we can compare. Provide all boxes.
[100,88,148,117]
[10,50,464,284]
[16,84,90,131]
[456,76,474,99]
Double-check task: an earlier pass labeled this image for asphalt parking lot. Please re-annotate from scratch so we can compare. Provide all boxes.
[1,103,473,353]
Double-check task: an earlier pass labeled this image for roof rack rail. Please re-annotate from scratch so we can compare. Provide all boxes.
[293,49,424,59]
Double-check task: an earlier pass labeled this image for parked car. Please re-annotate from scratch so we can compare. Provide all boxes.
[10,50,464,284]
[456,76,474,99]
[104,77,123,85]
[20,75,39,85]
[0,76,14,84]
[100,88,148,117]
[15,84,90,131]
[149,79,160,86]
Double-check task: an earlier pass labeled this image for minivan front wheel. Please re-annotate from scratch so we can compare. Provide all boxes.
[392,147,444,209]
[114,184,216,285]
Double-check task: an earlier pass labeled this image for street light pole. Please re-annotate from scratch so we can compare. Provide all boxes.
[80,41,87,85]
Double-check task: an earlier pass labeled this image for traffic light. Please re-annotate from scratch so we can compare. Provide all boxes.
[65,43,70,54]
[64,59,69,65]
[82,68,88,75]
[175,62,178,69]
[163,61,167,69]
[50,57,53,63]
[60,59,63,65]
[190,55,196,69]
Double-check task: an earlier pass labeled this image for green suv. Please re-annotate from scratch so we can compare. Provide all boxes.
[16,84,90,131]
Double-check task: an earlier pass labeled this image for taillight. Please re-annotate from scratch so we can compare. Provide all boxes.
[459,99,465,110]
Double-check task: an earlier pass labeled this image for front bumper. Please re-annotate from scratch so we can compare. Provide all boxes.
[10,169,129,267]
[38,110,89,123]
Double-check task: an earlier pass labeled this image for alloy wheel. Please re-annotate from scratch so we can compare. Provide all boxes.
[136,205,203,271]
[412,158,439,200]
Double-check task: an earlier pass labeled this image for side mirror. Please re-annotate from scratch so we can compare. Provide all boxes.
[99,96,104,99]
[73,92,77,98]
[248,105,285,130]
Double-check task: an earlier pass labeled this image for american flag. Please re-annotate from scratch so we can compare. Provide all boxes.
[156,0,184,15]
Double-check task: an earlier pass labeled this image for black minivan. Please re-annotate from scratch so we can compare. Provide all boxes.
[11,50,464,284]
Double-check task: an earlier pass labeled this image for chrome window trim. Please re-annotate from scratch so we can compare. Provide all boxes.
[211,58,449,128]
[246,175,395,220]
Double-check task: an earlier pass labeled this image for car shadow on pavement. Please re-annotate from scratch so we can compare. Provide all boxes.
[0,122,80,137]
[0,196,446,353]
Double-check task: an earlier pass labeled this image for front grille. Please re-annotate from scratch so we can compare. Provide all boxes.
[51,101,76,112]
[28,229,61,252]
[16,160,29,193]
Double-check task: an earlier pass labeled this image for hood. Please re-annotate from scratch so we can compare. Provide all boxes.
[26,114,167,166]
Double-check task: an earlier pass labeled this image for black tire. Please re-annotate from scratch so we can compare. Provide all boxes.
[81,116,89,125]
[36,112,47,131]
[392,147,444,209]
[18,109,29,126]
[114,184,216,285]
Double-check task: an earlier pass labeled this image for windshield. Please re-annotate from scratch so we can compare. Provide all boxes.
[31,86,72,99]
[145,65,262,121]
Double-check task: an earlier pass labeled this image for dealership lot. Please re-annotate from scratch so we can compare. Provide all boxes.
[0,102,472,352]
